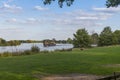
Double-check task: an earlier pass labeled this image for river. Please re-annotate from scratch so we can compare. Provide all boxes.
[0,43,73,53]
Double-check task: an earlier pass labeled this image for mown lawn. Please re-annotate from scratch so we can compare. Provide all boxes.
[0,46,120,80]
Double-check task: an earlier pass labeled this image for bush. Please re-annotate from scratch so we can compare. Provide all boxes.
[31,46,40,53]
[0,53,2,57]
[2,52,11,57]
[23,50,32,55]
[55,48,72,52]
[40,50,49,53]
[12,52,20,56]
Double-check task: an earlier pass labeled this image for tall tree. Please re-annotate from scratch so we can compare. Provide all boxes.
[67,38,73,44]
[73,28,91,48]
[114,30,120,44]
[0,38,6,44]
[91,33,99,45]
[98,26,117,46]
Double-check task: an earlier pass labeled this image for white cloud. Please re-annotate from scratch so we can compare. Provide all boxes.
[6,18,17,23]
[75,16,99,20]
[0,3,22,13]
[25,18,40,24]
[4,9,112,27]
[34,6,48,11]
[44,10,113,27]
[5,17,45,25]
[93,7,120,13]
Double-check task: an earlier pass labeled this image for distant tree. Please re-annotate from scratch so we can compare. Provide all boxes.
[114,30,120,44]
[98,26,117,46]
[7,40,21,46]
[52,38,56,42]
[91,33,99,45]
[26,40,33,43]
[0,38,6,44]
[73,28,91,48]
[67,38,73,44]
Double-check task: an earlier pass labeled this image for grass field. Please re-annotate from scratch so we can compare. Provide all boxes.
[0,46,120,80]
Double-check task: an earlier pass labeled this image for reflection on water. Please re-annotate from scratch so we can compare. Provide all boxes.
[0,43,73,53]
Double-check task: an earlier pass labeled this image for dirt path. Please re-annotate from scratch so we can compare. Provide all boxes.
[35,74,102,80]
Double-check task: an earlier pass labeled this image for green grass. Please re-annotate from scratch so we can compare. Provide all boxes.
[0,46,120,80]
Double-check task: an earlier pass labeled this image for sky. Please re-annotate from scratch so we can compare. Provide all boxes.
[0,0,120,40]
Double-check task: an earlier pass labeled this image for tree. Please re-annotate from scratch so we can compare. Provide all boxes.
[106,0,120,7]
[91,33,99,45]
[43,0,120,8]
[114,30,120,44]
[0,38,6,44]
[73,28,91,48]
[67,38,73,44]
[43,0,74,8]
[98,26,117,46]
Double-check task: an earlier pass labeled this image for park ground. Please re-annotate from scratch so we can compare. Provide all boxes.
[0,45,120,80]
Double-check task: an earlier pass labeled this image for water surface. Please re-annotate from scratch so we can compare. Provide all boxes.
[0,43,73,53]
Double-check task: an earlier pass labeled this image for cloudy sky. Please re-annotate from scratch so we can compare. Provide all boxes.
[0,0,120,40]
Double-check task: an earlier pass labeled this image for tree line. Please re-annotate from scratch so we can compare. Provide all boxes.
[0,38,68,46]
[0,39,21,46]
[67,26,120,48]
[0,39,42,46]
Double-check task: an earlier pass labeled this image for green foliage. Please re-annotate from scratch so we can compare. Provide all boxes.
[106,0,120,7]
[0,39,21,46]
[0,38,7,46]
[2,52,12,57]
[31,46,40,53]
[43,0,74,8]
[67,38,73,43]
[114,30,120,44]
[7,40,21,46]
[0,38,6,44]
[73,28,91,48]
[91,33,99,45]
[23,50,32,55]
[43,0,120,8]
[98,27,118,46]
[40,50,49,53]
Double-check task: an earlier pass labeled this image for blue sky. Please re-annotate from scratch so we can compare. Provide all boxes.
[0,0,120,40]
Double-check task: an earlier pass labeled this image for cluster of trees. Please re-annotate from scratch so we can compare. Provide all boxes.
[0,39,42,46]
[19,40,42,43]
[98,27,119,46]
[0,39,21,46]
[44,38,68,44]
[0,38,69,46]
[67,26,120,48]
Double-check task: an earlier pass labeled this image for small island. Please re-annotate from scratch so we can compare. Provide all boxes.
[43,39,56,47]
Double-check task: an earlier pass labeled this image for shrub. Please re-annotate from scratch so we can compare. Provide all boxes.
[2,52,11,57]
[31,46,40,53]
[40,50,49,53]
[0,54,2,57]
[55,48,72,52]
[23,50,32,55]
